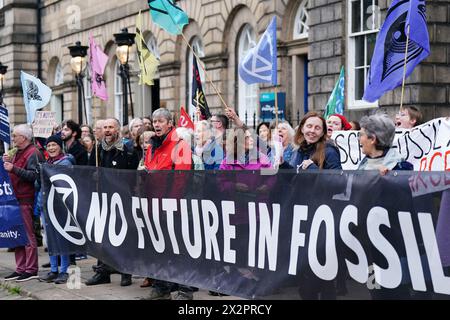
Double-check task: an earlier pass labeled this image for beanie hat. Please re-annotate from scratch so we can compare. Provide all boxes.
[46,134,63,149]
[330,114,352,130]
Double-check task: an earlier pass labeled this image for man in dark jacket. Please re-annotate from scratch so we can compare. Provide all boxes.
[61,120,88,166]
[2,124,44,282]
[86,118,138,287]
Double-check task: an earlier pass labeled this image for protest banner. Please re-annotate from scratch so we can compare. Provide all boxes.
[41,165,450,299]
[0,159,28,248]
[32,111,57,138]
[332,117,450,171]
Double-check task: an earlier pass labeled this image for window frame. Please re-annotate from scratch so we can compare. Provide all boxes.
[293,0,310,40]
[186,37,206,116]
[347,0,380,109]
[237,24,258,125]
[83,63,93,125]
[139,33,160,117]
[114,60,123,122]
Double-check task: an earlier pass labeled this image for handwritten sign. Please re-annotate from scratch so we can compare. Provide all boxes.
[32,111,57,138]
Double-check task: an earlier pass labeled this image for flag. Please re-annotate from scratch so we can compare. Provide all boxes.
[0,104,10,145]
[136,11,160,86]
[324,67,345,119]
[363,0,430,102]
[192,57,211,120]
[178,107,194,130]
[148,0,189,35]
[20,71,52,125]
[0,158,29,248]
[89,34,108,101]
[239,16,277,85]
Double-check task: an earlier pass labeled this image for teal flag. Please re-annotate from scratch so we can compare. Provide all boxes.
[324,67,345,119]
[148,0,189,35]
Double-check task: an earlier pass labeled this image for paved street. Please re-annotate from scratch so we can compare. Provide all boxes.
[0,247,241,300]
[0,286,33,300]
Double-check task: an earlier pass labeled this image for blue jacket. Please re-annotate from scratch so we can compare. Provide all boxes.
[280,142,342,171]
[198,138,224,170]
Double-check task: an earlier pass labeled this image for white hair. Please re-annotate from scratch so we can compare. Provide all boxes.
[176,127,194,146]
[14,124,33,141]
[128,117,143,130]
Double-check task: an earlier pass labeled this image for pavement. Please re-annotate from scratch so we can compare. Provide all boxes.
[0,247,242,300]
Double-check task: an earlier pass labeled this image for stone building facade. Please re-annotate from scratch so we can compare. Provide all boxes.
[0,0,448,128]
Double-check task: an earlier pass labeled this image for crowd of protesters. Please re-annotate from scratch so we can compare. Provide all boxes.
[1,104,426,299]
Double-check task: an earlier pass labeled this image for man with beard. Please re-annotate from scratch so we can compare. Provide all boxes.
[86,118,139,287]
[60,120,88,166]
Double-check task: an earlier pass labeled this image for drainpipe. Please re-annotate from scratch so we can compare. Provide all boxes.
[37,0,42,79]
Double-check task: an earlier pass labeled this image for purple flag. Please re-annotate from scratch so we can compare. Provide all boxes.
[89,34,109,101]
[363,0,430,102]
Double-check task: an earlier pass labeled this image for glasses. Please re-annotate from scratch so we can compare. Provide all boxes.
[210,120,221,123]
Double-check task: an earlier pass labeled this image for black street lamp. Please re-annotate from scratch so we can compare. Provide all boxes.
[68,41,89,124]
[114,28,135,126]
[0,62,8,105]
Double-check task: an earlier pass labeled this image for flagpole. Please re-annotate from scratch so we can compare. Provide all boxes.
[93,95,99,168]
[274,86,279,128]
[196,89,200,122]
[399,24,411,111]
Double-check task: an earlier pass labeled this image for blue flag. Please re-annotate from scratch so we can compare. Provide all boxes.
[0,159,28,248]
[239,16,277,85]
[21,71,52,124]
[148,0,189,35]
[0,104,10,145]
[363,0,430,102]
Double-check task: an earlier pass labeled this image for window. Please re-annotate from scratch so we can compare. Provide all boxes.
[347,0,380,108]
[51,62,64,122]
[114,60,123,123]
[140,34,160,117]
[237,24,258,125]
[293,0,309,40]
[83,64,93,125]
[187,37,205,116]
[54,63,64,86]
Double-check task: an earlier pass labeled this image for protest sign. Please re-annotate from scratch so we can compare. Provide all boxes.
[32,111,57,138]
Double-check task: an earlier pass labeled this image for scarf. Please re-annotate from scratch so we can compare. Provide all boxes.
[101,138,124,152]
[359,148,405,170]
[47,153,65,164]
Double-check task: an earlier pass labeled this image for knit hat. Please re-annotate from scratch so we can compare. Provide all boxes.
[330,114,352,130]
[46,134,63,149]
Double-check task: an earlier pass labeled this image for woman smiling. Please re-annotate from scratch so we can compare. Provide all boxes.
[280,112,342,171]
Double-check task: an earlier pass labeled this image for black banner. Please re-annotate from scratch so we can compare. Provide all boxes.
[41,164,450,299]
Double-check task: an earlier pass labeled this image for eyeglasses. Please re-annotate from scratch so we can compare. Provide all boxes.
[210,120,221,123]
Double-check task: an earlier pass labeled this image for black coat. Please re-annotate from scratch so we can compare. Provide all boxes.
[67,140,88,166]
[89,142,139,170]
